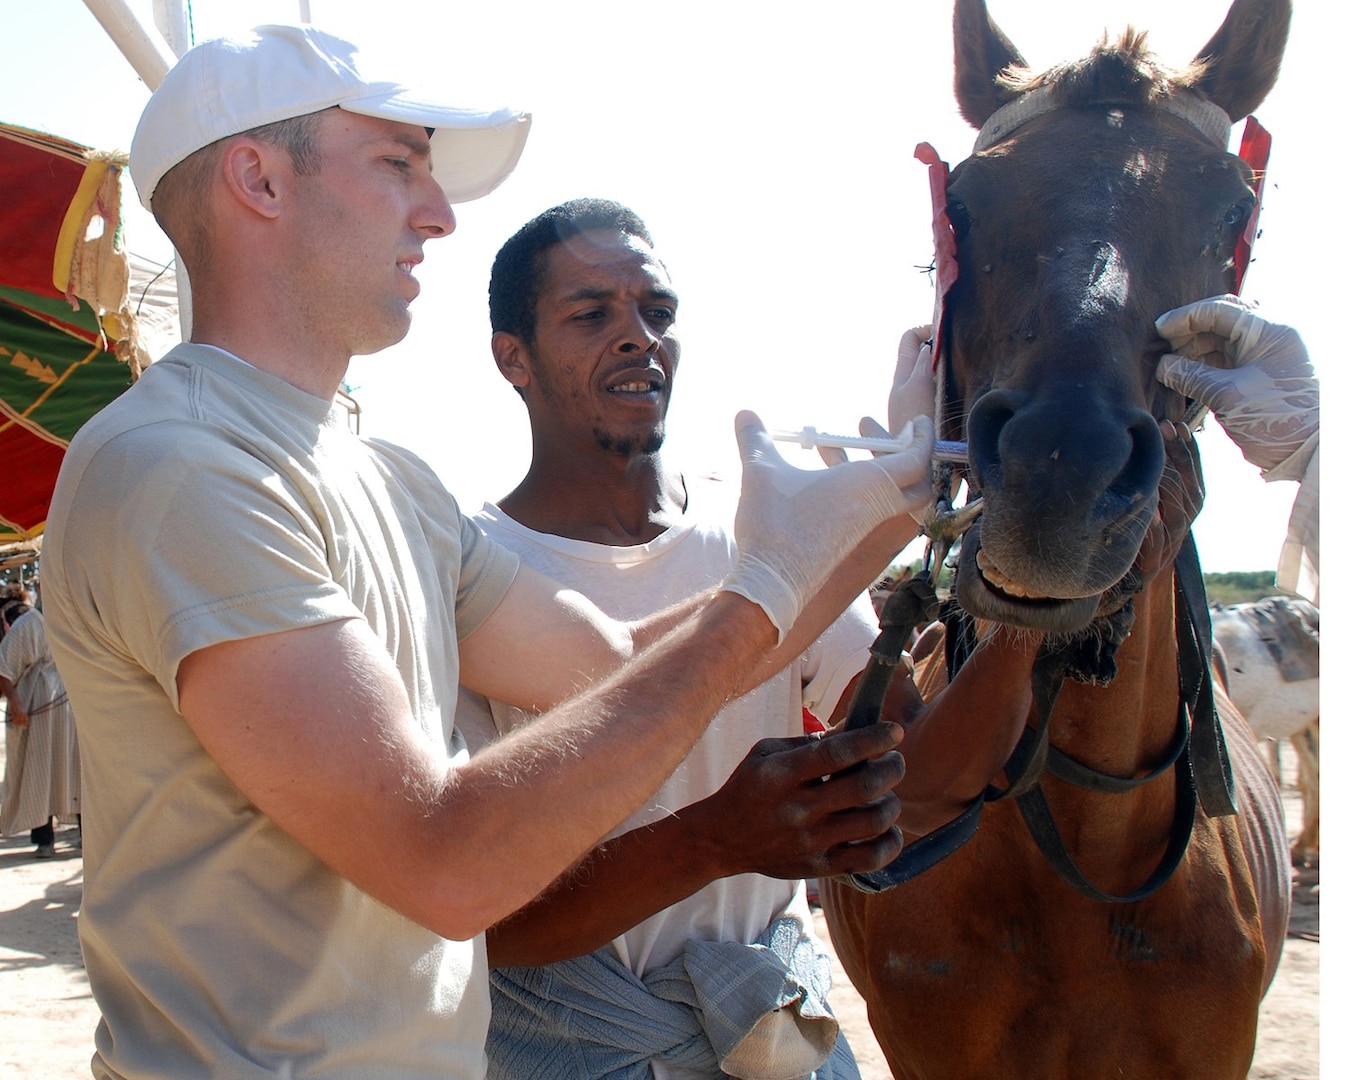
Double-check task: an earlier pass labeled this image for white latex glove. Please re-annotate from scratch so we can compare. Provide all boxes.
[726,410,934,641]
[1278,445,1319,604]
[858,325,938,526]
[1155,296,1319,480]
[815,325,937,472]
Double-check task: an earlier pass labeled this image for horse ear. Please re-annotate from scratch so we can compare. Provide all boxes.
[953,0,1029,128]
[1191,0,1292,121]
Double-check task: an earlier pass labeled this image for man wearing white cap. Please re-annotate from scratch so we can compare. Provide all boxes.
[40,24,938,1080]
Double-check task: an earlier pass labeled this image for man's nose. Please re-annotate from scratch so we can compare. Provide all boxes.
[616,307,659,352]
[417,181,456,238]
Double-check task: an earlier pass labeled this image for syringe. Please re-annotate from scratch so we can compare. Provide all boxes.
[772,426,968,463]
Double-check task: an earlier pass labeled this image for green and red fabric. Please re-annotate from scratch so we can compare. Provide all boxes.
[1,122,142,542]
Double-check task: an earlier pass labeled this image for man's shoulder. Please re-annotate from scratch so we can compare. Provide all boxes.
[66,343,292,460]
[69,349,192,441]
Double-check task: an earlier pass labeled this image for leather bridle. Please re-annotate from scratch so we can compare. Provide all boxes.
[837,93,1265,899]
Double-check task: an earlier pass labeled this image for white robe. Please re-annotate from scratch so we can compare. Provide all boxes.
[0,610,80,835]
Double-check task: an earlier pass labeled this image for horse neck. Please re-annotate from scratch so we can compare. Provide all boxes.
[1050,569,1182,777]
[1013,570,1195,888]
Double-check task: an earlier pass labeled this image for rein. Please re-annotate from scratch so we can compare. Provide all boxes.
[837,89,1255,900]
[840,539,1232,900]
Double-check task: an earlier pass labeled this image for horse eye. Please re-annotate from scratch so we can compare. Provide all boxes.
[947,199,973,239]
[1222,198,1255,231]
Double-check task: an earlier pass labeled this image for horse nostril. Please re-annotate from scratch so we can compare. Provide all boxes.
[1109,412,1166,504]
[966,390,1164,526]
[965,388,1026,481]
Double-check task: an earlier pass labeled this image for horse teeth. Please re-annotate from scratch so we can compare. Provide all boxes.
[976,549,1048,600]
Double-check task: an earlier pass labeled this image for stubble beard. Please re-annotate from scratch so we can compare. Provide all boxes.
[593,427,666,457]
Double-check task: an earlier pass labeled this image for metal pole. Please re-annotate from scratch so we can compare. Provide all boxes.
[80,0,177,89]
[152,0,192,56]
[81,0,193,341]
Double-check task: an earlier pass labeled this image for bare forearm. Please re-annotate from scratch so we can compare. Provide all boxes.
[744,515,918,693]
[437,593,778,937]
[487,808,725,967]
[487,721,909,966]
[461,568,718,714]
[180,600,777,945]
[625,589,717,653]
[891,625,1040,838]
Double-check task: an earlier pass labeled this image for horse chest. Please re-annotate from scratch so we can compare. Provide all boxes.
[825,811,1267,1079]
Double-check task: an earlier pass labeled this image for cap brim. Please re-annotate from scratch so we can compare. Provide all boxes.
[342,94,531,203]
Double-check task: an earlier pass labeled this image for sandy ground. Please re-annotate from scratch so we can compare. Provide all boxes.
[0,757,1319,1078]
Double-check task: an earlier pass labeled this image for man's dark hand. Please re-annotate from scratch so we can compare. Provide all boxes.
[688,724,906,881]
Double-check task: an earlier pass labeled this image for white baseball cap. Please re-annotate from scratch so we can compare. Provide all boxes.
[129,24,531,210]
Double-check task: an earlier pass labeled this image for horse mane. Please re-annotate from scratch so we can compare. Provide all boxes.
[999,29,1210,109]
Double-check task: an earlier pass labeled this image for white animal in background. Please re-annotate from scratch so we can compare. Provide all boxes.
[1211,597,1319,865]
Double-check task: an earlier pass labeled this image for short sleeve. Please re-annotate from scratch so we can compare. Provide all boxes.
[454,513,520,639]
[57,421,358,708]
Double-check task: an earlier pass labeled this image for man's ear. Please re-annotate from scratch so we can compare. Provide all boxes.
[491,331,532,391]
[220,137,288,220]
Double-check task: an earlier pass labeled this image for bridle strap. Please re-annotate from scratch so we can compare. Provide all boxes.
[840,574,940,734]
[915,142,958,386]
[1047,712,1189,793]
[973,84,1233,153]
[1012,735,1198,904]
[1174,531,1239,817]
[838,573,977,895]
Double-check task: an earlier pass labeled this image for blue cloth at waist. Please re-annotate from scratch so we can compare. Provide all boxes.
[485,913,859,1080]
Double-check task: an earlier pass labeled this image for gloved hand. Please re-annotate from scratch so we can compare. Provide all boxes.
[859,325,938,526]
[815,325,937,470]
[1155,296,1319,481]
[726,410,934,641]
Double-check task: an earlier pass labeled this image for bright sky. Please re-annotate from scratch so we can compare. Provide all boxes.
[3,0,1331,580]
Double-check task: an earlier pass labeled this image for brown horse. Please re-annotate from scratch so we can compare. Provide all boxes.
[822,1,1293,1077]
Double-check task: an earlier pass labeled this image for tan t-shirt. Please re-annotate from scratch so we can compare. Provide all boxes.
[43,344,517,1080]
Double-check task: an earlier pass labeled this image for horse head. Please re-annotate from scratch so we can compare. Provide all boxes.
[943,0,1290,635]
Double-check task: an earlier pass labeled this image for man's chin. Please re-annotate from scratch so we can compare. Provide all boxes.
[351,329,411,358]
[594,428,665,456]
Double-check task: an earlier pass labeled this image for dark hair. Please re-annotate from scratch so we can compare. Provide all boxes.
[0,600,32,640]
[489,198,655,344]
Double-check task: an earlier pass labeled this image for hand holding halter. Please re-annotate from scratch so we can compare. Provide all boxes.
[1156,295,1319,481]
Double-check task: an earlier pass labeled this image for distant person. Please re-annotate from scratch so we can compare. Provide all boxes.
[459,199,1045,1079]
[41,25,935,1078]
[0,585,80,859]
[1157,295,1319,604]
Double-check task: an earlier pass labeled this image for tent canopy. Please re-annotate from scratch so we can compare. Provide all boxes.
[0,121,175,543]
